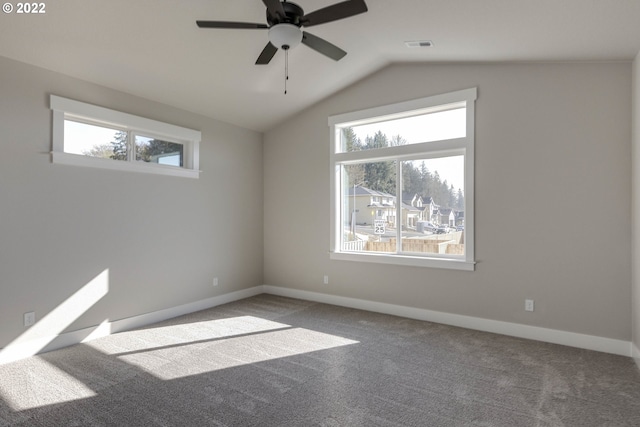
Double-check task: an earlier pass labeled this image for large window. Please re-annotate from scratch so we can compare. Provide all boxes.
[329,88,476,270]
[50,95,201,178]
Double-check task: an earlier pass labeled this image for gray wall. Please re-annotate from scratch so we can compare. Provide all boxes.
[0,56,264,348]
[264,62,632,341]
[633,52,640,359]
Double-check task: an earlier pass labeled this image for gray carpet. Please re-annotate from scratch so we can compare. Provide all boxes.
[0,294,639,426]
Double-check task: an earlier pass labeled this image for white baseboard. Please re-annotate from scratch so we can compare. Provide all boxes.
[108,286,264,334]
[0,284,632,365]
[0,286,263,365]
[263,285,632,357]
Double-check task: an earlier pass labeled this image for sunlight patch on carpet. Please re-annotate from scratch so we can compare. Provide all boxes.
[0,358,96,411]
[118,327,359,380]
[88,316,293,356]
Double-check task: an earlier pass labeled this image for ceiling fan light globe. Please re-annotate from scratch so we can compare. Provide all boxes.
[269,23,303,50]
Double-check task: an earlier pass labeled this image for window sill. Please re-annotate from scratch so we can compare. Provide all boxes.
[330,251,475,271]
[51,152,200,179]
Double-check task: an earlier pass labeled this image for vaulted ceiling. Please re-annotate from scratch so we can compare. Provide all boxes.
[1,0,640,132]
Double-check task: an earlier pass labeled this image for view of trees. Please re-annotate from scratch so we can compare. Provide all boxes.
[343,127,464,211]
[110,130,128,160]
[82,143,116,159]
[82,130,183,166]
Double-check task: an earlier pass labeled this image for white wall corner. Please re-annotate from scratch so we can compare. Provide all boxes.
[633,49,640,372]
[0,286,265,365]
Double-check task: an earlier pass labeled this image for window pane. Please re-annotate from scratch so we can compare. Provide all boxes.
[135,135,184,167]
[341,161,396,254]
[63,120,126,160]
[340,107,466,152]
[401,156,465,256]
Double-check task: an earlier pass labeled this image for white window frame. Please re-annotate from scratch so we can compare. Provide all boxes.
[50,95,201,179]
[329,88,476,271]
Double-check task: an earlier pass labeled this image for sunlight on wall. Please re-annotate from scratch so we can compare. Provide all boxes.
[0,269,109,365]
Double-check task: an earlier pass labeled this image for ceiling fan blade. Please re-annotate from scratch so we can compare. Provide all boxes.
[302,0,368,27]
[196,21,268,29]
[256,42,278,65]
[262,0,286,20]
[301,31,347,61]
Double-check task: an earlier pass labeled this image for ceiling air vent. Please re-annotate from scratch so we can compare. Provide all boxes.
[405,40,434,48]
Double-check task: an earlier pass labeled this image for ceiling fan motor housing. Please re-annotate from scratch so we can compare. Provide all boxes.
[266,1,304,26]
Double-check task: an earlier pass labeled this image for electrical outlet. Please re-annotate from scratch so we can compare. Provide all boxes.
[525,299,534,312]
[323,275,329,285]
[24,311,36,327]
[213,277,219,287]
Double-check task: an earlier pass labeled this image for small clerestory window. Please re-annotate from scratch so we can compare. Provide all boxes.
[50,95,201,179]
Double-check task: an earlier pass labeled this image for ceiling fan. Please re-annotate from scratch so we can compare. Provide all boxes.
[196,0,368,65]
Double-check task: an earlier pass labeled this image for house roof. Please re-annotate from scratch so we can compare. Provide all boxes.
[1,1,639,132]
[347,185,398,199]
[402,203,420,212]
[347,186,383,197]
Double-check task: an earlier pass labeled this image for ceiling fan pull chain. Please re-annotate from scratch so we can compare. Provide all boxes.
[284,48,289,95]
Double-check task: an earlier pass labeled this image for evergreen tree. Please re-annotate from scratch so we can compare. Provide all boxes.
[432,171,443,204]
[365,160,395,194]
[110,131,128,161]
[419,162,433,199]
[343,127,362,152]
[448,184,456,209]
[342,128,365,187]
[402,161,423,196]
[364,130,388,150]
[456,188,465,211]
[390,134,407,147]
[344,164,365,189]
[363,132,395,193]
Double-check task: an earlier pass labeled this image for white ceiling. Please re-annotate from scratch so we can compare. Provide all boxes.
[1,0,640,132]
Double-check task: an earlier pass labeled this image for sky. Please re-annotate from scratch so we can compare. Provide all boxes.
[63,120,120,155]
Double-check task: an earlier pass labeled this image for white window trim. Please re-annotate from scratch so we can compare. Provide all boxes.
[50,95,201,179]
[329,88,476,271]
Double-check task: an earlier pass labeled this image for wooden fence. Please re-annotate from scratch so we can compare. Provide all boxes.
[366,238,464,255]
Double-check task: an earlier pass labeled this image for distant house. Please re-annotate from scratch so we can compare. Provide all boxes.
[402,193,424,209]
[346,186,396,225]
[347,186,462,229]
[401,192,467,228]
[402,202,422,229]
[421,196,438,224]
[437,208,456,226]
